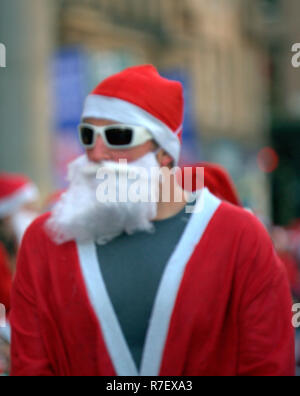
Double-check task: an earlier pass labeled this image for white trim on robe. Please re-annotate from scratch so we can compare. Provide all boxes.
[77,242,138,376]
[76,188,221,376]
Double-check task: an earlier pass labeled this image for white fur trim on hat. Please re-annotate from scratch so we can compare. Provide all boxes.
[0,184,39,218]
[82,95,182,165]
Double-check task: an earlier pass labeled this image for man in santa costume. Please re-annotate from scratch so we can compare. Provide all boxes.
[10,65,295,376]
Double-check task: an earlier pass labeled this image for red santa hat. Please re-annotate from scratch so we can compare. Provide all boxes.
[81,65,184,165]
[0,173,39,218]
[180,163,242,207]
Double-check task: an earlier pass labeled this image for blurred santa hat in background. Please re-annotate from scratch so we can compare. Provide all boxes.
[0,173,40,244]
[0,173,39,219]
[179,162,242,207]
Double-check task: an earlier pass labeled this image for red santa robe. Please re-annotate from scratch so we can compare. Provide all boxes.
[0,243,12,344]
[0,243,12,314]
[10,189,295,376]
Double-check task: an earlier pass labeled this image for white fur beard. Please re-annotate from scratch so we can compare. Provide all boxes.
[46,154,160,245]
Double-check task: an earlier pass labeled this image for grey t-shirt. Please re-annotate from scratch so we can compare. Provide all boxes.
[96,205,192,370]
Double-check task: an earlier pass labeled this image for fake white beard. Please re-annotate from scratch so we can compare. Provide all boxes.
[46,152,161,245]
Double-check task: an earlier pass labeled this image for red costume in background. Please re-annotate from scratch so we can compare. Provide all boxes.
[0,243,12,314]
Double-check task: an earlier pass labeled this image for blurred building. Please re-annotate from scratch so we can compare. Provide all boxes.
[5,0,297,218]
[245,0,300,225]
[268,0,300,226]
[57,0,271,216]
[0,0,56,198]
[244,0,300,119]
[58,0,269,145]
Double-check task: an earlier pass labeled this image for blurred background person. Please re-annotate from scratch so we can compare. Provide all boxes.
[0,243,12,375]
[0,173,39,375]
[0,173,40,258]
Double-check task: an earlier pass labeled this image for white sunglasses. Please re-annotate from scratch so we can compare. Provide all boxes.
[79,123,153,150]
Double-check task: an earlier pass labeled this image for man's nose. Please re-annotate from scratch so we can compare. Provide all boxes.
[86,136,112,163]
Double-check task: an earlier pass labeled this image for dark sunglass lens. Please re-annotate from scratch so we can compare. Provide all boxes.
[81,127,94,146]
[105,128,133,146]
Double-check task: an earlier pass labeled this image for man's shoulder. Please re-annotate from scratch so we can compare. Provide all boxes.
[213,200,269,241]
[216,201,277,266]
[18,213,78,280]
